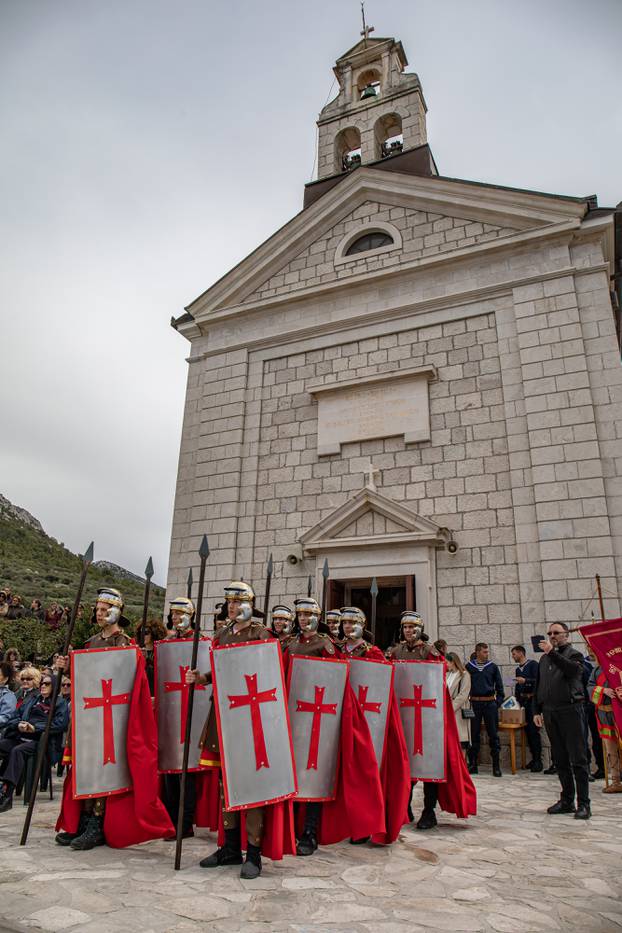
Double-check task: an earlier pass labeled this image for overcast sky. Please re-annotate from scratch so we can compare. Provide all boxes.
[1,0,620,586]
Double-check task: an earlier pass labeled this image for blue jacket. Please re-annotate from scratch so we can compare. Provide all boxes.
[514,659,539,703]
[5,691,68,737]
[0,685,17,728]
[467,660,504,705]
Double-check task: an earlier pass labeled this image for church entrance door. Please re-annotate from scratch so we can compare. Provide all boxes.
[327,576,415,651]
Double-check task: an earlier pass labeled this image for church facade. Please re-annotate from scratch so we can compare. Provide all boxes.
[168,35,622,664]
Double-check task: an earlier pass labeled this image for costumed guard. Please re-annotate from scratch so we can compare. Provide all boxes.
[160,597,200,838]
[339,606,383,660]
[390,619,477,832]
[341,606,412,846]
[388,611,436,660]
[270,605,295,652]
[326,609,345,648]
[286,598,385,856]
[187,581,293,879]
[55,588,174,849]
[286,597,339,662]
[589,664,622,793]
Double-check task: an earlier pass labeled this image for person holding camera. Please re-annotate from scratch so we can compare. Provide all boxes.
[533,623,591,819]
[511,645,543,772]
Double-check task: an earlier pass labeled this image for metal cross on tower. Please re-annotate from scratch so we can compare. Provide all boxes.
[360,2,375,44]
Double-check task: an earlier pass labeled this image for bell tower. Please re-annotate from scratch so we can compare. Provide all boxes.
[316,33,428,180]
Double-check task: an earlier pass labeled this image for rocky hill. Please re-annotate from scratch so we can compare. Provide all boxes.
[0,494,165,621]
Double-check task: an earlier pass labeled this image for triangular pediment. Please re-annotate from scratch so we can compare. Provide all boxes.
[184,168,588,324]
[299,487,446,554]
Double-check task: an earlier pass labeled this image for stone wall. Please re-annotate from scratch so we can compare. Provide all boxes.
[167,216,622,697]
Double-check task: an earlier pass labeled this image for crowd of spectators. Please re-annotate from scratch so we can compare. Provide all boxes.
[0,587,83,629]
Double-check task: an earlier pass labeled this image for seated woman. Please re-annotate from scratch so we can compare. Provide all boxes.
[0,673,69,812]
[0,662,17,731]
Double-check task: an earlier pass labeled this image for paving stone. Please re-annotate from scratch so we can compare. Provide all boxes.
[1,776,621,931]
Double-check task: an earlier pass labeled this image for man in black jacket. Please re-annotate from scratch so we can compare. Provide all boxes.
[533,623,591,820]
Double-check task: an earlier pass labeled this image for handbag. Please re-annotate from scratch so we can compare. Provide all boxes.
[461,708,475,720]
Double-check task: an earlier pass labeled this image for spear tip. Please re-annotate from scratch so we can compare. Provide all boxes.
[145,556,154,579]
[370,576,379,597]
[267,553,274,574]
[83,541,94,564]
[322,557,329,579]
[199,534,210,559]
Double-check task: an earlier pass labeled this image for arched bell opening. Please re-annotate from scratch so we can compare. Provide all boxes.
[374,112,404,160]
[356,68,381,101]
[335,126,362,173]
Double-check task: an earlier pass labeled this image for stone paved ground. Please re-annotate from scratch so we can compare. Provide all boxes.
[1,773,621,933]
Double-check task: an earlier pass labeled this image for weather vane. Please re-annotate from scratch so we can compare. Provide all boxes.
[360,1,375,44]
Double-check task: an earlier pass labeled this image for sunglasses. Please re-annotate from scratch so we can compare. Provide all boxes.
[546,631,566,637]
[41,680,52,686]
[20,676,33,682]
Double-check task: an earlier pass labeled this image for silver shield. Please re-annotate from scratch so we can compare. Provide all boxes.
[348,657,393,770]
[155,638,213,773]
[393,660,446,781]
[287,656,348,801]
[72,646,138,799]
[211,640,296,810]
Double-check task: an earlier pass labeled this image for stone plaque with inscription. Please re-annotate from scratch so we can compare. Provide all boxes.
[309,366,436,456]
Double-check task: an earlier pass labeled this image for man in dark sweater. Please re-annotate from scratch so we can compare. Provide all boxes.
[533,623,591,820]
[466,643,505,777]
[511,645,543,772]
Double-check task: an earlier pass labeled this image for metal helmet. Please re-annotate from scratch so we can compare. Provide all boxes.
[400,610,425,640]
[93,587,127,627]
[271,605,294,635]
[294,597,321,632]
[224,581,255,604]
[326,608,342,636]
[167,596,195,633]
[340,606,366,640]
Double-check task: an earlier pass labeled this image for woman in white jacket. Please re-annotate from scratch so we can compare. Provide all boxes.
[446,652,471,751]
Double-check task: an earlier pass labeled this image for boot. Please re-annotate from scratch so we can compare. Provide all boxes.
[349,836,370,845]
[199,828,242,868]
[416,808,437,831]
[492,754,502,778]
[56,811,88,846]
[544,764,557,775]
[70,813,105,850]
[529,760,543,773]
[0,784,13,813]
[296,803,320,856]
[468,753,478,775]
[592,768,605,780]
[296,829,318,856]
[547,800,575,814]
[240,842,262,879]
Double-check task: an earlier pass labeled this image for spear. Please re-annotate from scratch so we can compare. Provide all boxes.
[137,556,154,649]
[321,558,330,625]
[20,542,94,846]
[307,574,313,598]
[263,553,273,618]
[175,534,210,870]
[186,566,193,601]
[370,576,378,644]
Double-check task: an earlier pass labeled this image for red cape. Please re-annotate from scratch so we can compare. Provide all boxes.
[371,690,412,844]
[56,652,175,847]
[194,768,221,832]
[317,680,385,843]
[435,686,477,818]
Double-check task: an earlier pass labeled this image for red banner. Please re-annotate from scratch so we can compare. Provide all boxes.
[579,617,622,738]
